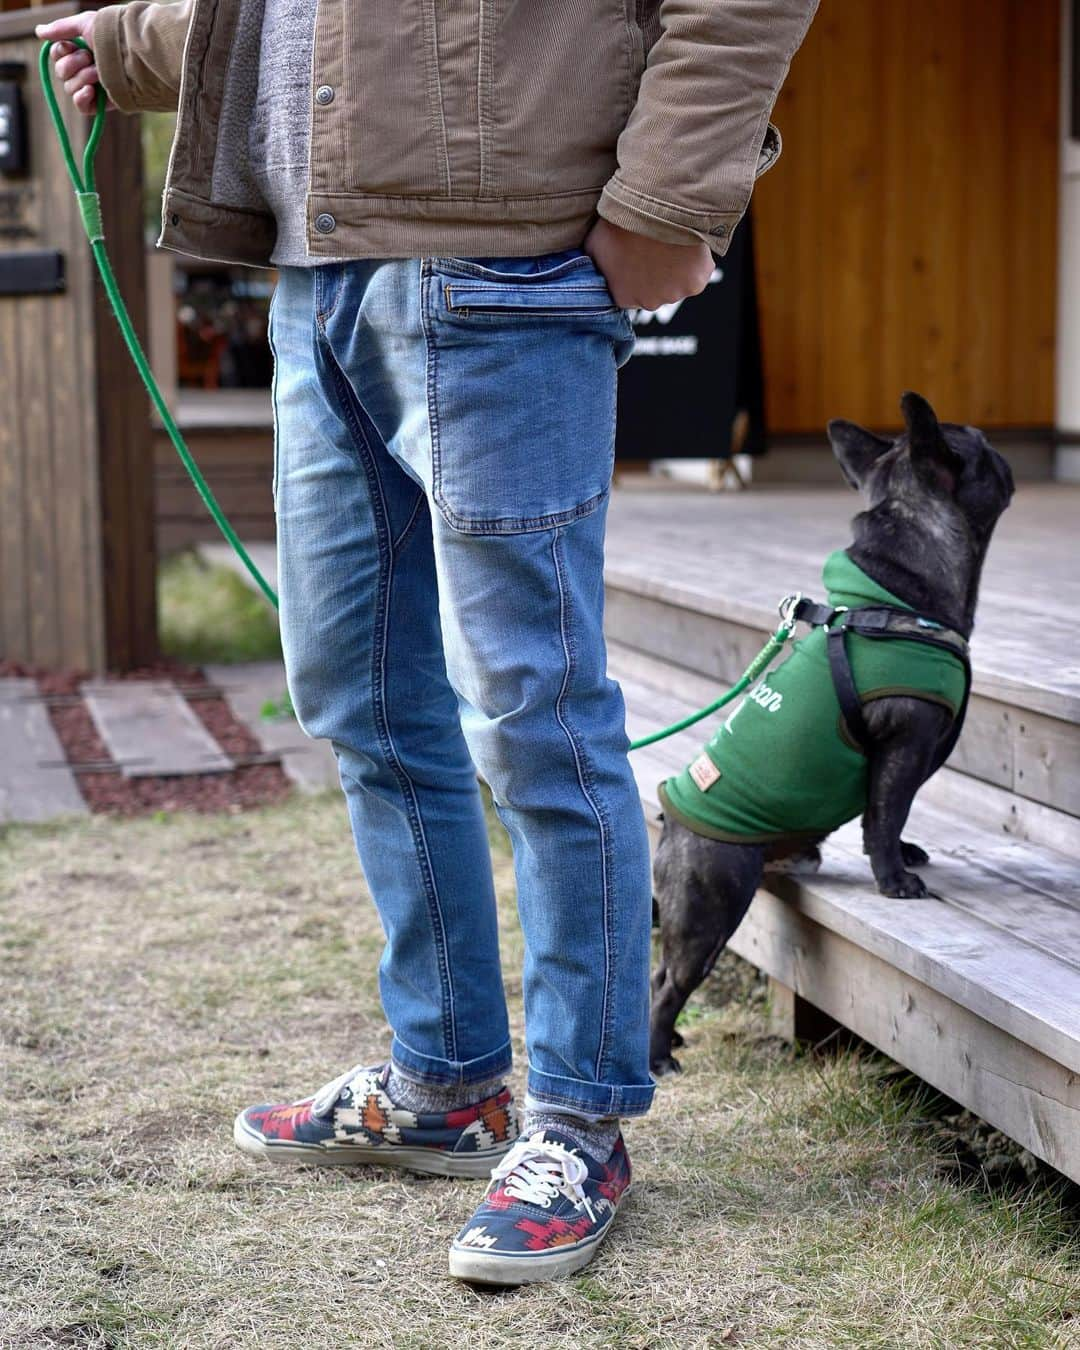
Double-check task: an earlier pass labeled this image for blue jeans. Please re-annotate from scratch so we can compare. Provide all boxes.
[269,251,654,1118]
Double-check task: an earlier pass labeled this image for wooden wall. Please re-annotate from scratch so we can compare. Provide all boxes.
[753,0,1060,436]
[155,426,275,555]
[0,4,156,670]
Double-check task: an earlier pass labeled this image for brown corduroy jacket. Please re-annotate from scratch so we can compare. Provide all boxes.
[93,0,818,270]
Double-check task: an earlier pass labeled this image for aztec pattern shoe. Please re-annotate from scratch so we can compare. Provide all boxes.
[448,1128,632,1284]
[233,1062,518,1178]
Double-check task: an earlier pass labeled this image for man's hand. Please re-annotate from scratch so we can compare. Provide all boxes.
[583,217,715,310]
[35,13,114,117]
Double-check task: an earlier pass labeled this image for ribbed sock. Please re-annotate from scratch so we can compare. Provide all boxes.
[386,1064,505,1114]
[522,1108,620,1162]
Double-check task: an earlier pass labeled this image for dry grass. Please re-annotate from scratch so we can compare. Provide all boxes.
[2,796,1078,1349]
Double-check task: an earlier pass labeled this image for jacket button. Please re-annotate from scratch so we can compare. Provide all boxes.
[314,213,336,234]
[709,223,728,238]
[315,85,334,106]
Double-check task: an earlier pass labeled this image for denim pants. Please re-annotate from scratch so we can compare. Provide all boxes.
[269,251,655,1118]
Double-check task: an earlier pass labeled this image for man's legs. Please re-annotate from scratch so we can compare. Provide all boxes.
[241,252,653,1275]
[315,251,654,1128]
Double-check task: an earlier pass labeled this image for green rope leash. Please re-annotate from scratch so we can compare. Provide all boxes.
[39,39,279,611]
[40,39,793,750]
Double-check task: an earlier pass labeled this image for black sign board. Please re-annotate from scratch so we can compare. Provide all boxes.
[615,211,764,460]
[0,249,64,295]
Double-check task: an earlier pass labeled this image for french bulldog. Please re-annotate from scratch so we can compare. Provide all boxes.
[650,392,1014,1074]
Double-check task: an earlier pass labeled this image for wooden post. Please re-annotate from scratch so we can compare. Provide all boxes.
[768,977,858,1051]
[0,2,157,671]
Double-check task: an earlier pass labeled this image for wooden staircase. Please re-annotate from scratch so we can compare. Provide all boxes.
[604,485,1079,1182]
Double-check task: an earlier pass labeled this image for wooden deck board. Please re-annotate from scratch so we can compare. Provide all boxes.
[0,679,88,823]
[82,681,234,778]
[606,484,1080,723]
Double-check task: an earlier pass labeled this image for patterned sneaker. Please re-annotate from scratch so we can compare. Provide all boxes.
[233,1062,518,1179]
[448,1128,632,1284]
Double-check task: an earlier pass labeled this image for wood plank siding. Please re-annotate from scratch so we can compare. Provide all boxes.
[753,0,1060,435]
[0,6,156,670]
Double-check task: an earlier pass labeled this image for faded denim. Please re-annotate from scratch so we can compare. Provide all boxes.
[270,252,655,1117]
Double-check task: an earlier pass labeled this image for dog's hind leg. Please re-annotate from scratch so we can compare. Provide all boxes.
[651,819,763,1074]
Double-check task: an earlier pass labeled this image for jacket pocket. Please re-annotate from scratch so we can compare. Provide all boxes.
[424,253,632,535]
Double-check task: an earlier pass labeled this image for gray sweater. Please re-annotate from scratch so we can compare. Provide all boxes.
[248,0,318,267]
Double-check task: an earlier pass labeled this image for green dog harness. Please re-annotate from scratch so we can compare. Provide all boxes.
[659,551,971,844]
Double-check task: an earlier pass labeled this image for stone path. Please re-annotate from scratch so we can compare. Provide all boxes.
[83,680,235,777]
[0,679,87,824]
[204,661,339,793]
[0,659,337,823]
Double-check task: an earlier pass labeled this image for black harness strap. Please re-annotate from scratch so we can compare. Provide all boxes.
[827,625,871,751]
[789,596,972,761]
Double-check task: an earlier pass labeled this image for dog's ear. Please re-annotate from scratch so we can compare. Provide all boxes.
[901,391,963,494]
[827,419,892,490]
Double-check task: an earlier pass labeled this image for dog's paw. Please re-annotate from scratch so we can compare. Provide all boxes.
[900,841,930,866]
[650,1053,682,1077]
[879,870,932,899]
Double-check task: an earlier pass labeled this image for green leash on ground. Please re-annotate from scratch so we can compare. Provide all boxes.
[39,38,791,751]
[39,39,279,613]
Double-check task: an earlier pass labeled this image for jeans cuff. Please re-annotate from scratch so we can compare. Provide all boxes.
[390,1033,513,1088]
[526,1065,655,1118]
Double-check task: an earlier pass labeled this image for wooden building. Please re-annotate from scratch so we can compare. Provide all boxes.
[0,0,1076,672]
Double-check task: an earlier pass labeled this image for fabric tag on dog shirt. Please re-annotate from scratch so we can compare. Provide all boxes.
[689,753,721,792]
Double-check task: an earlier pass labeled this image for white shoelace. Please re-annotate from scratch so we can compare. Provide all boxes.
[310,1063,369,1118]
[491,1132,596,1223]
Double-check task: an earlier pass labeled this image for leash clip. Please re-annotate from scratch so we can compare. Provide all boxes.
[777,592,802,628]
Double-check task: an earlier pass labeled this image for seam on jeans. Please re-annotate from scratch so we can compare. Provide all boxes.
[391,490,427,554]
[525,1082,653,1115]
[435,486,609,537]
[267,286,281,502]
[550,526,616,1085]
[323,344,459,1063]
[314,263,342,328]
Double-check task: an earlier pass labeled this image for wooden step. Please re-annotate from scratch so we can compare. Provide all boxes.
[604,485,1080,823]
[610,642,1080,1184]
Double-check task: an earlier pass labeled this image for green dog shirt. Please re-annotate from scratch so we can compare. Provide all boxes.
[658,550,968,844]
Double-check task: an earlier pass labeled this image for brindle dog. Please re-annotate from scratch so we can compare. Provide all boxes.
[650,392,1015,1074]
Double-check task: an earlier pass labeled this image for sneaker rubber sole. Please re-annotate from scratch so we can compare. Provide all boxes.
[233,1111,507,1179]
[448,1226,609,1285]
[448,1185,630,1285]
